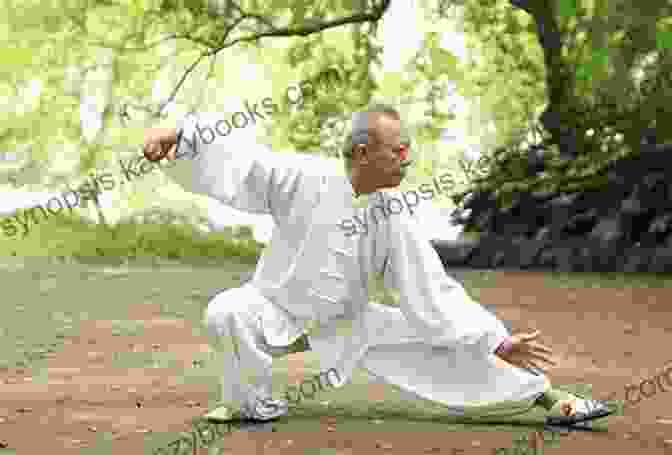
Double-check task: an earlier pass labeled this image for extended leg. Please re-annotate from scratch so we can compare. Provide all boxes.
[349,302,602,420]
[353,302,612,425]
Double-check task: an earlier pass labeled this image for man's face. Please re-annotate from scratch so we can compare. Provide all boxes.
[353,114,410,192]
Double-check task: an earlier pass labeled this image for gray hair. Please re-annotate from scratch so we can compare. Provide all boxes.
[342,102,404,175]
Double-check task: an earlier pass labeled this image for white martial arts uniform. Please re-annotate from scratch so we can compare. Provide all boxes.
[162,112,549,416]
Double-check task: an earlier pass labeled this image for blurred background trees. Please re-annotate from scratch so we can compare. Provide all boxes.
[0,0,669,257]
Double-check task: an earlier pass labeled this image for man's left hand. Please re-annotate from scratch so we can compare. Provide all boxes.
[495,330,557,375]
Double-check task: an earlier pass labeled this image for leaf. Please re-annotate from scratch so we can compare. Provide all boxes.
[557,0,577,18]
[656,29,672,50]
[0,47,33,72]
[429,47,459,78]
[339,0,361,12]
[591,47,610,69]
[575,63,592,81]
[129,0,144,18]
[290,0,309,26]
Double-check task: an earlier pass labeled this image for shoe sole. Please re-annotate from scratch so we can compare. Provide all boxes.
[203,408,286,424]
[543,422,597,433]
[545,407,614,427]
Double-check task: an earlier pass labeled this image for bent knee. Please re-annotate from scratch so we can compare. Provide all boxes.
[203,284,266,334]
[204,287,248,332]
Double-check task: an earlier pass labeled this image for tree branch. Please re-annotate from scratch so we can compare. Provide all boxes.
[156,54,209,116]
[210,2,390,51]
[156,0,392,113]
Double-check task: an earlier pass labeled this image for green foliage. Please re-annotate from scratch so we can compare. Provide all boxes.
[0,213,263,264]
[3,0,670,246]
[447,0,672,214]
[458,0,547,146]
[557,0,578,18]
[1,0,468,211]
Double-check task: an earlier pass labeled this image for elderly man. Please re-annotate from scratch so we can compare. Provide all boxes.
[143,103,613,429]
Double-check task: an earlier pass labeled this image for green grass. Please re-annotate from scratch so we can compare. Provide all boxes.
[0,243,658,454]
[539,271,672,288]
[0,256,254,375]
[2,255,660,380]
[449,268,672,292]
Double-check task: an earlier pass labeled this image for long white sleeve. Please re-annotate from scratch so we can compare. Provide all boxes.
[380,207,506,356]
[163,112,326,224]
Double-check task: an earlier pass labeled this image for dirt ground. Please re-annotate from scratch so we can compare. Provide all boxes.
[1,271,672,454]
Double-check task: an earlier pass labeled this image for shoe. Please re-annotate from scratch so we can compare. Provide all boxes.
[241,397,289,422]
[203,405,240,423]
[204,397,289,424]
[545,397,614,427]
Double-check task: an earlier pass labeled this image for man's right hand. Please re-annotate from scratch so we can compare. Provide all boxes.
[143,128,179,162]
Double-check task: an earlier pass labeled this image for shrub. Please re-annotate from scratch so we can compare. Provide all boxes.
[0,211,263,264]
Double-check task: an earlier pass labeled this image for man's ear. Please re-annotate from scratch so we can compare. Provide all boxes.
[353,144,369,165]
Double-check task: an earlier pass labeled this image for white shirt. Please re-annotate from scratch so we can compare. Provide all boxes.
[163,112,504,359]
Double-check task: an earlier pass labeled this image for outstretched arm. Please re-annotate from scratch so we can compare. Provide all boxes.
[143,112,323,225]
[376,211,556,373]
[379,211,508,357]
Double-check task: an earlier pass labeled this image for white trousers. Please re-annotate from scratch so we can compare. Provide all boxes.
[203,284,549,415]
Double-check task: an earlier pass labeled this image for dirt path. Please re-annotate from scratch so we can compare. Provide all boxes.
[1,271,672,454]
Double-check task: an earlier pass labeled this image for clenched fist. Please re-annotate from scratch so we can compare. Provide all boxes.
[143,128,179,162]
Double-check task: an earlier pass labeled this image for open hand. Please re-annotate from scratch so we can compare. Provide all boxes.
[495,330,556,375]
